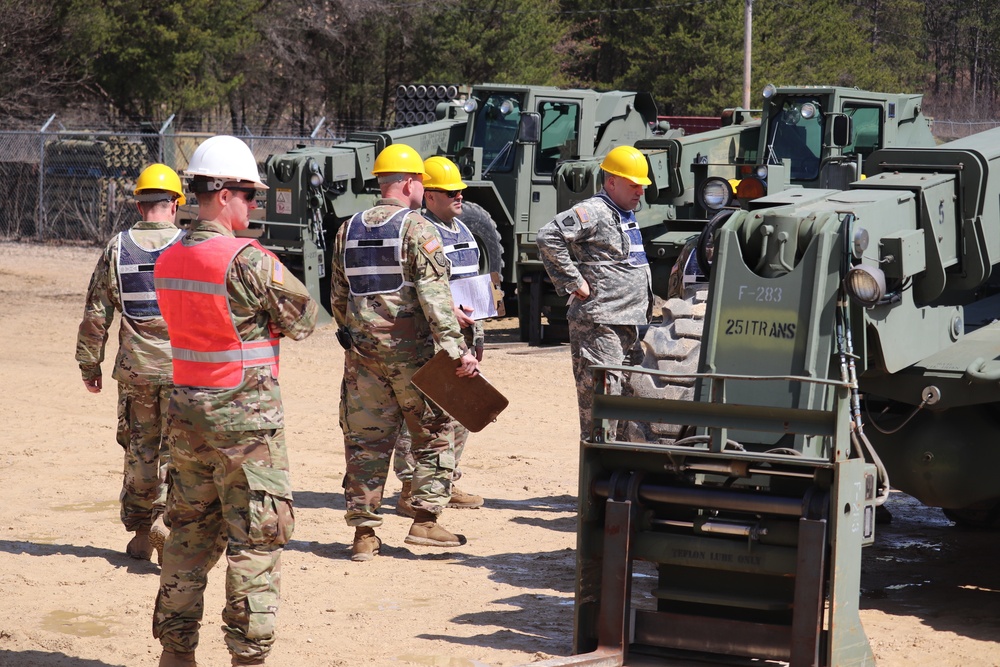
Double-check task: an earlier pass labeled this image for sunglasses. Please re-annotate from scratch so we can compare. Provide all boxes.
[228,187,257,202]
[430,189,462,199]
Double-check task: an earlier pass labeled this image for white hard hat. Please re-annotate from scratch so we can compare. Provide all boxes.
[184,135,268,190]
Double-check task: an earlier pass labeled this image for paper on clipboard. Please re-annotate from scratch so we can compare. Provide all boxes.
[449,274,497,319]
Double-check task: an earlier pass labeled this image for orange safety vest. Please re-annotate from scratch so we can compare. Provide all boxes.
[154,235,280,389]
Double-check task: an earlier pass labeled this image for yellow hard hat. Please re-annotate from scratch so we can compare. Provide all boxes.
[135,163,186,206]
[600,145,652,186]
[372,143,427,176]
[423,156,467,191]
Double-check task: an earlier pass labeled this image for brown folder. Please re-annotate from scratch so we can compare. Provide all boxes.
[411,350,509,432]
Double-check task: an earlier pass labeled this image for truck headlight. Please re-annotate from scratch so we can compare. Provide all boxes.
[699,177,735,211]
[755,165,768,179]
[800,102,818,120]
[463,98,478,114]
[308,160,323,187]
[844,265,886,307]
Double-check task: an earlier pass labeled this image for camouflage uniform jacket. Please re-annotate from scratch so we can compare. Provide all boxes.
[422,207,484,350]
[331,198,467,360]
[76,220,181,385]
[536,191,652,325]
[167,220,318,432]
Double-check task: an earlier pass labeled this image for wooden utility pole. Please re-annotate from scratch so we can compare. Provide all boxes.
[743,0,753,109]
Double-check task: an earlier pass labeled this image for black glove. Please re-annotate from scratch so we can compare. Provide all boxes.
[335,326,353,350]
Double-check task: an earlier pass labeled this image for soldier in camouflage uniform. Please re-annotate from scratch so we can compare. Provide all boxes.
[330,144,480,562]
[394,156,485,516]
[151,136,318,667]
[536,145,653,440]
[76,163,185,564]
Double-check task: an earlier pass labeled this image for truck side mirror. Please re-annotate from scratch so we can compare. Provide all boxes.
[517,112,541,145]
[644,150,672,205]
[831,115,853,147]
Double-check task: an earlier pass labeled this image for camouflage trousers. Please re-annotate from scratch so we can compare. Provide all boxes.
[116,382,170,532]
[393,420,468,483]
[153,425,293,663]
[568,319,638,441]
[340,346,455,526]
[395,323,476,482]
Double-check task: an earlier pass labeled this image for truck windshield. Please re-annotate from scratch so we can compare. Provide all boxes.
[471,93,524,174]
[766,97,822,181]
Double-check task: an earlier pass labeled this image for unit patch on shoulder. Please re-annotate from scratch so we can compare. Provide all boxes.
[423,238,442,254]
[272,258,285,285]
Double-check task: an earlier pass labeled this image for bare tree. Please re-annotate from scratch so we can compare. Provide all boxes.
[0,0,82,121]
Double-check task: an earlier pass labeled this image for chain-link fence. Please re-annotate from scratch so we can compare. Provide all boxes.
[0,114,993,243]
[0,129,343,243]
[929,119,1000,140]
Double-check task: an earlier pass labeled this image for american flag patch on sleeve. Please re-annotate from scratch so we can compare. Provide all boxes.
[272,259,285,285]
[574,207,589,223]
[423,238,441,254]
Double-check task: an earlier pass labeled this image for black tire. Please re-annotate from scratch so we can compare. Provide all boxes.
[696,208,736,279]
[943,505,1000,529]
[458,200,504,276]
[622,289,707,443]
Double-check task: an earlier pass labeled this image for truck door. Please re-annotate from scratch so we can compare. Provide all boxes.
[529,99,582,236]
[840,102,884,167]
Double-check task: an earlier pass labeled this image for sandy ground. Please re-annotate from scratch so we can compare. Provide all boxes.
[0,241,998,667]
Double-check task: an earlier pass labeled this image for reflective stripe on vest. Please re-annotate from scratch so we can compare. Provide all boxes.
[433,217,480,280]
[117,228,182,320]
[343,208,413,296]
[582,193,648,268]
[154,235,281,389]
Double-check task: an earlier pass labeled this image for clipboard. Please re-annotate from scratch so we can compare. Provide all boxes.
[411,350,509,432]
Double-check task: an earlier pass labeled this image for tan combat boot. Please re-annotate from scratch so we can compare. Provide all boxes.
[158,649,198,666]
[396,480,416,518]
[350,526,381,562]
[231,656,266,666]
[447,486,484,509]
[126,528,153,560]
[405,509,464,547]
[149,515,170,565]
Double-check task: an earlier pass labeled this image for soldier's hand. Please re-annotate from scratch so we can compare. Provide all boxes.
[454,303,476,328]
[83,377,102,393]
[456,352,480,377]
[573,280,591,301]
